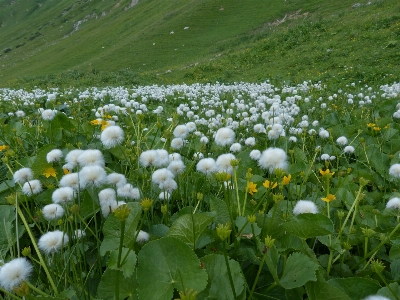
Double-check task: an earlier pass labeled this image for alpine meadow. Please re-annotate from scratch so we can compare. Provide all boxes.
[1,0,400,300]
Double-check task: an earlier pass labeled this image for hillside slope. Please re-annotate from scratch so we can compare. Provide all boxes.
[0,0,399,87]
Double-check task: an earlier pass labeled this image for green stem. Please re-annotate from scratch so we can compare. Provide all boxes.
[25,281,51,297]
[335,185,363,244]
[0,287,22,300]
[355,221,400,270]
[17,206,58,295]
[115,220,126,300]
[377,272,400,300]
[222,241,237,299]
[249,249,269,300]
[233,168,241,216]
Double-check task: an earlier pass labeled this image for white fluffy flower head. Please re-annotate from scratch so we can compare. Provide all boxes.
[0,257,33,291]
[46,149,63,163]
[214,127,235,146]
[38,230,69,254]
[77,149,105,167]
[386,197,400,209]
[293,200,318,215]
[13,167,33,184]
[389,164,400,178]
[258,147,288,173]
[100,125,124,148]
[22,179,42,196]
[42,204,65,220]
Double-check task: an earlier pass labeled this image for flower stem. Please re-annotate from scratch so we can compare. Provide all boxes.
[222,241,237,299]
[249,249,269,300]
[17,206,58,295]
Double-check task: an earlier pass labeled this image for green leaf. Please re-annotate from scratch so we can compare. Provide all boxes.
[148,224,169,237]
[97,269,135,300]
[377,282,400,300]
[306,272,352,300]
[210,196,230,225]
[328,278,381,300]
[100,202,142,255]
[107,247,137,278]
[31,144,56,177]
[293,147,307,163]
[389,244,400,260]
[235,216,261,236]
[137,237,208,300]
[279,252,318,289]
[166,213,213,249]
[100,213,120,255]
[391,259,400,281]
[283,213,333,239]
[199,254,245,299]
[121,202,143,248]
[265,245,280,283]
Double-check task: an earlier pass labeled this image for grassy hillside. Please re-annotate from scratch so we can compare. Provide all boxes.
[0,0,399,87]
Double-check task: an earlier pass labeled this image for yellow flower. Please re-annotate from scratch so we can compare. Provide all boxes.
[43,167,57,178]
[247,182,258,196]
[367,123,376,128]
[282,174,291,185]
[90,119,102,125]
[101,120,110,131]
[373,127,381,131]
[263,180,277,189]
[321,194,336,203]
[63,168,71,175]
[0,145,9,151]
[320,169,335,177]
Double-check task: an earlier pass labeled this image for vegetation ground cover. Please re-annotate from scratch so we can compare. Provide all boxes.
[0,80,400,299]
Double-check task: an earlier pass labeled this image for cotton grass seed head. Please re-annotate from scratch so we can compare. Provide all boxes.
[46,149,63,163]
[344,145,355,154]
[52,186,75,204]
[336,136,348,146]
[59,173,79,191]
[216,153,236,175]
[77,149,105,167]
[293,200,318,215]
[362,296,390,300]
[100,125,124,148]
[107,173,127,187]
[152,168,174,185]
[79,166,107,189]
[167,160,186,175]
[136,230,150,243]
[38,230,69,254]
[22,179,42,196]
[196,158,217,175]
[65,149,85,168]
[140,150,159,167]
[42,204,65,221]
[386,197,400,209]
[173,124,189,138]
[117,184,140,200]
[258,147,288,173]
[41,109,57,121]
[13,167,33,184]
[389,164,400,178]
[214,127,235,146]
[0,257,33,291]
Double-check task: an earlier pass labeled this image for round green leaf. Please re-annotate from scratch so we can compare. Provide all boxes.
[199,254,245,299]
[166,213,213,249]
[279,252,318,289]
[137,237,208,300]
[283,213,334,239]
